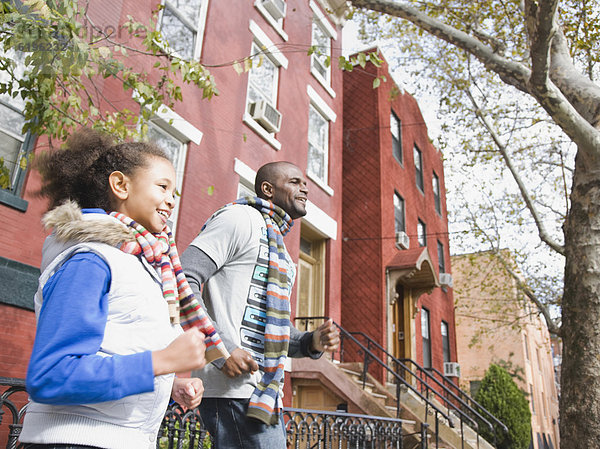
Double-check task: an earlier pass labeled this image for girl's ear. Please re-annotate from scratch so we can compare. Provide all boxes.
[108,171,129,200]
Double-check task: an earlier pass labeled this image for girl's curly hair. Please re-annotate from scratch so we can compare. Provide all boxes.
[36,128,169,211]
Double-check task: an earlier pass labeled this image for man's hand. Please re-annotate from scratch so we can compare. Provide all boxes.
[311,318,340,353]
[171,377,204,410]
[221,348,259,377]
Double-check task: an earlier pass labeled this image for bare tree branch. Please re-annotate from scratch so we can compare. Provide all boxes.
[350,0,600,163]
[465,88,565,255]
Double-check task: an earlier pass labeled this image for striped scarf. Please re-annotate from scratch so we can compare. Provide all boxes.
[110,212,229,363]
[229,197,293,425]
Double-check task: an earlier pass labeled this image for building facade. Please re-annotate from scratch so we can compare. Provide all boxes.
[0,0,464,430]
[0,0,347,401]
[341,50,458,385]
[452,252,560,449]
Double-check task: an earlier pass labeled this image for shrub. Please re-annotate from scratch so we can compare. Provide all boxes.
[474,364,531,449]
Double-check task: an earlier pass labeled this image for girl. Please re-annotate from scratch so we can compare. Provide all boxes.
[19,128,228,449]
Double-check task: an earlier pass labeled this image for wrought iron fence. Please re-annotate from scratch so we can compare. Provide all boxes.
[0,377,420,449]
[285,407,423,449]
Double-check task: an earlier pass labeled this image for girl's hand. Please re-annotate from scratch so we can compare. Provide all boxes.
[171,377,204,410]
[152,328,207,375]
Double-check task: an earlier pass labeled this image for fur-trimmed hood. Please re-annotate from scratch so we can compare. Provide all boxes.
[40,201,136,273]
[42,201,136,246]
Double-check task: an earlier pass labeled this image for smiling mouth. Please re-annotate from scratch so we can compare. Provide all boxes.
[157,210,170,220]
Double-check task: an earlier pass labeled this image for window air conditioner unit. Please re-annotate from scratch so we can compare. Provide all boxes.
[439,273,453,288]
[262,0,286,21]
[395,231,410,250]
[249,100,282,133]
[443,362,460,378]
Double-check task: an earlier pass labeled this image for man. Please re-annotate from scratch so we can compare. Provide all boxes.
[181,161,339,449]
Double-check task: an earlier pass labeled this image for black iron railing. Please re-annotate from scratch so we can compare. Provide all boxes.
[351,331,509,447]
[0,377,418,449]
[285,407,424,449]
[295,317,454,448]
[295,317,508,449]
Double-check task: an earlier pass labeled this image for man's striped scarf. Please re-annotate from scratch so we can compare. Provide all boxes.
[230,197,293,425]
[110,212,229,363]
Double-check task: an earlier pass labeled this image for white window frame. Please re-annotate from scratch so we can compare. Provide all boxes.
[254,0,288,41]
[243,21,289,150]
[144,105,203,234]
[306,85,335,195]
[0,48,33,210]
[158,0,209,60]
[433,171,441,215]
[394,191,406,234]
[309,0,337,98]
[307,104,329,187]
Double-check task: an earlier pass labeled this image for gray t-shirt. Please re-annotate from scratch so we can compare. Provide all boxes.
[184,204,315,399]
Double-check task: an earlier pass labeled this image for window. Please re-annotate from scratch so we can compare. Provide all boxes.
[237,182,255,199]
[437,240,446,274]
[255,0,287,29]
[0,49,33,210]
[441,320,450,363]
[146,119,189,233]
[394,192,405,233]
[310,19,331,86]
[432,172,441,214]
[414,144,424,192]
[417,219,426,247]
[159,0,208,60]
[530,384,536,414]
[307,104,329,185]
[421,307,432,369]
[524,334,530,361]
[246,42,280,135]
[390,111,402,164]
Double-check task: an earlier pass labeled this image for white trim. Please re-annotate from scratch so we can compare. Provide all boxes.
[243,112,282,150]
[304,200,337,240]
[233,158,338,239]
[195,0,210,58]
[254,0,289,41]
[249,20,289,69]
[154,104,203,144]
[307,85,336,122]
[310,68,337,98]
[309,0,337,39]
[234,158,257,185]
[307,172,334,196]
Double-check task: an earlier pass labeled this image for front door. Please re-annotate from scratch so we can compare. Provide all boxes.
[392,284,406,360]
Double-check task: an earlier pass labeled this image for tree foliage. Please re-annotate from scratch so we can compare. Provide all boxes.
[475,364,531,449]
[0,0,218,188]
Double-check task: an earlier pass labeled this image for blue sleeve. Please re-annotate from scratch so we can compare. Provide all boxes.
[26,252,156,405]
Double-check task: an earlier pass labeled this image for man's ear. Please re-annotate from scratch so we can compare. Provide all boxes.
[260,180,274,200]
[108,171,130,201]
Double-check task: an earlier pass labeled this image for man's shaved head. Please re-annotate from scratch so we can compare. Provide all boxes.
[254,161,308,219]
[254,161,298,198]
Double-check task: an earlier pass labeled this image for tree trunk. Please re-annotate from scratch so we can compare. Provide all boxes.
[560,149,600,447]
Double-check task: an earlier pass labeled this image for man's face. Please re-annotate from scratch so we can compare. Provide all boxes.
[270,164,308,219]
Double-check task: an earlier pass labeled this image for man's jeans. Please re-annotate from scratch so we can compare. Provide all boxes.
[200,398,287,449]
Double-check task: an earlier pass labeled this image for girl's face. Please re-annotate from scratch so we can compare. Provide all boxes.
[115,156,177,233]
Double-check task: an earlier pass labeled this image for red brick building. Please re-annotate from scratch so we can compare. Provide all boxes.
[0,0,458,420]
[0,0,347,405]
[342,49,458,384]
